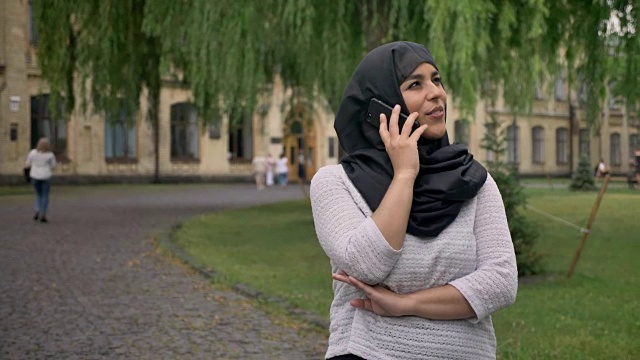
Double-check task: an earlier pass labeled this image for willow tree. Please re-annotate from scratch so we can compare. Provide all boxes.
[35,0,162,180]
[36,0,640,167]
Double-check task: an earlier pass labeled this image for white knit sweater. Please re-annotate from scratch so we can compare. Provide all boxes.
[310,165,517,360]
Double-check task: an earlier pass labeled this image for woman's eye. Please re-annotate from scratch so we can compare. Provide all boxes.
[408,81,420,89]
[433,77,442,85]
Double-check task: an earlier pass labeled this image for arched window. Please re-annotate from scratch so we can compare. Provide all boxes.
[506,124,519,164]
[454,119,469,146]
[28,0,39,44]
[629,134,639,158]
[610,133,621,166]
[554,69,567,101]
[228,111,253,161]
[30,94,67,157]
[608,81,621,110]
[556,128,569,165]
[532,126,544,163]
[105,102,137,161]
[170,102,199,161]
[579,129,590,157]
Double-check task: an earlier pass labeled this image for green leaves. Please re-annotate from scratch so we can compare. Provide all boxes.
[34,0,640,130]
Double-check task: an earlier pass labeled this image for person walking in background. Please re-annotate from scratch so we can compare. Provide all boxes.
[26,137,57,223]
[265,153,276,187]
[635,148,640,189]
[275,153,289,187]
[310,41,517,360]
[297,152,307,182]
[596,158,609,179]
[251,154,267,191]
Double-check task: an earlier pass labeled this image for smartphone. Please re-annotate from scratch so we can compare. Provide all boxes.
[365,98,419,134]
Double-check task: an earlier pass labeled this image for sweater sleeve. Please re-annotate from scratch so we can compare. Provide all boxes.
[310,166,402,284]
[448,174,518,322]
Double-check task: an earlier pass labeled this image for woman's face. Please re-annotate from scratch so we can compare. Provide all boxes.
[400,62,447,140]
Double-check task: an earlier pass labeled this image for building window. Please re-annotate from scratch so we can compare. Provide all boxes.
[610,133,621,166]
[534,80,544,100]
[228,112,253,161]
[532,126,544,164]
[556,128,569,165]
[608,81,621,110]
[28,0,39,45]
[105,106,137,161]
[30,94,66,157]
[577,72,587,106]
[579,129,590,157]
[554,69,567,102]
[506,124,519,164]
[328,137,336,158]
[454,119,469,146]
[170,103,199,161]
[485,123,497,162]
[630,134,639,158]
[208,122,221,139]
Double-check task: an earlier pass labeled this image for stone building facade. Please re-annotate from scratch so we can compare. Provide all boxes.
[1,0,638,184]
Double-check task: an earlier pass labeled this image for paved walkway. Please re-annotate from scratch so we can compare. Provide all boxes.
[0,183,327,359]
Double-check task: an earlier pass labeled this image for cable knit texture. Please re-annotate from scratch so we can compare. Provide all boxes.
[310,165,517,360]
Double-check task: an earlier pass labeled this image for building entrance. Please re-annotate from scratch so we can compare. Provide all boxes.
[283,106,315,182]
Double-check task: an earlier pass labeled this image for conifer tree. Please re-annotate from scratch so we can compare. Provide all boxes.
[481,116,543,276]
[570,154,598,191]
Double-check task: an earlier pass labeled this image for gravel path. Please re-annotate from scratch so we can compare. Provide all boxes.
[0,183,327,359]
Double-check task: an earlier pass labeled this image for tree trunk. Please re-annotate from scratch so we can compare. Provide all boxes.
[145,37,162,183]
[356,0,392,51]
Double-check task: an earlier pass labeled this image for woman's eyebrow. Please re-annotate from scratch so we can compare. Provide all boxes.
[404,74,424,82]
[403,71,440,83]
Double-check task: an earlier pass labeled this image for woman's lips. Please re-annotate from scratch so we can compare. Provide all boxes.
[425,109,444,119]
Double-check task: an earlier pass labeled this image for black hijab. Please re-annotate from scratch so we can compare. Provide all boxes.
[336,41,488,238]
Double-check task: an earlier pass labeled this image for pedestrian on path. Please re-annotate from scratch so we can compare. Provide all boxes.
[310,41,517,360]
[25,137,57,223]
[252,154,267,191]
[276,153,289,187]
[266,153,276,186]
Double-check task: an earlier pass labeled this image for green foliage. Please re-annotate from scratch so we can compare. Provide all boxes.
[481,116,543,276]
[34,0,161,125]
[570,154,598,191]
[34,0,640,130]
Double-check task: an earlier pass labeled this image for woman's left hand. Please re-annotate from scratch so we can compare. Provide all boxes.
[332,270,409,317]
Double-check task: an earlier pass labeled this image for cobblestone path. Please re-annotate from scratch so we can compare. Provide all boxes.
[0,184,327,359]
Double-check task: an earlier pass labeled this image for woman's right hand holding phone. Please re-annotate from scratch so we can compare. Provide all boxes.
[373,105,429,250]
[379,105,428,180]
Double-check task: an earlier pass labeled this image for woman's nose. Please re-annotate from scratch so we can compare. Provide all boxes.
[426,83,445,101]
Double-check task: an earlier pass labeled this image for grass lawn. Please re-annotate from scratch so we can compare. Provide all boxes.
[171,186,640,359]
[0,185,34,196]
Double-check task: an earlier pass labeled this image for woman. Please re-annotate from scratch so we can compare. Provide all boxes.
[25,137,57,223]
[275,153,289,187]
[265,153,276,186]
[310,42,517,359]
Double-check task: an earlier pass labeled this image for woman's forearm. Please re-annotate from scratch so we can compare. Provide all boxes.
[370,174,415,250]
[402,284,476,320]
